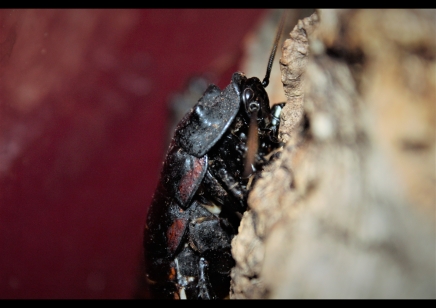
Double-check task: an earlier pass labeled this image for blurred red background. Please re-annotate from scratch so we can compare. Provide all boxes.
[0,9,267,299]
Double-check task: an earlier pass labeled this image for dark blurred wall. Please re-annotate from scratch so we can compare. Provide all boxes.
[0,9,267,298]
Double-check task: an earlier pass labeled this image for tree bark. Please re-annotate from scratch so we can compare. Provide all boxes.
[231,9,435,299]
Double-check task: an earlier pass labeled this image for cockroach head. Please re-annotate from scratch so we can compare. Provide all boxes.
[232,72,271,127]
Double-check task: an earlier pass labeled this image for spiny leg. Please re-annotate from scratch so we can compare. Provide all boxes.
[197,257,216,299]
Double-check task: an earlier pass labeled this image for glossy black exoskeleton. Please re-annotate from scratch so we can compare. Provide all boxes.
[144,14,286,300]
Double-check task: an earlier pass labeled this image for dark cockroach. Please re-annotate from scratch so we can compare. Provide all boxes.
[143,13,286,299]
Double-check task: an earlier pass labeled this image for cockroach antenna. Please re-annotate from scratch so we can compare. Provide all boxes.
[262,10,287,88]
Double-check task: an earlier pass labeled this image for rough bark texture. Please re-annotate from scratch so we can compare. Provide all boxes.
[231,9,435,299]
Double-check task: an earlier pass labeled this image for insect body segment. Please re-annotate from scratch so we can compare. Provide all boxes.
[176,82,240,158]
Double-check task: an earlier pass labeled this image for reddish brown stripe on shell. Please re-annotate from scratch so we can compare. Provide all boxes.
[166,218,188,254]
[178,156,206,204]
[168,266,176,281]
